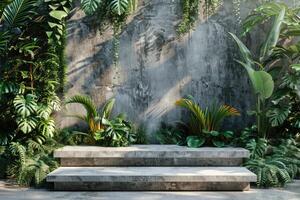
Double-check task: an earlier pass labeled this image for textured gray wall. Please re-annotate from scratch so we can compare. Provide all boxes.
[60,0,288,141]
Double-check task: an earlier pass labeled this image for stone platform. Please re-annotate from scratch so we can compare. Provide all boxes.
[54,145,249,166]
[47,166,256,191]
[47,145,256,191]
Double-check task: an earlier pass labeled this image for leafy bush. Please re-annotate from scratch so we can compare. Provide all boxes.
[0,0,72,187]
[133,123,148,144]
[231,2,300,138]
[175,95,239,147]
[186,130,234,148]
[244,138,300,188]
[155,122,185,145]
[66,95,136,147]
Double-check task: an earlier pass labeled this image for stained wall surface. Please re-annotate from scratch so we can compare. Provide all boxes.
[60,0,292,141]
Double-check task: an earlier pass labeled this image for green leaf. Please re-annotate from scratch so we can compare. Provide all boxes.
[49,10,68,20]
[252,71,274,99]
[80,0,102,15]
[101,98,115,119]
[212,140,225,147]
[267,104,291,127]
[2,0,36,28]
[291,64,300,71]
[209,130,220,137]
[229,32,254,67]
[260,6,286,62]
[17,116,37,133]
[186,136,205,148]
[223,131,234,138]
[13,94,37,117]
[109,0,129,15]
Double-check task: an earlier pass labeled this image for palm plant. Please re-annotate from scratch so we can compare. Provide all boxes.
[66,95,115,136]
[175,96,239,147]
[66,95,136,147]
[175,96,240,133]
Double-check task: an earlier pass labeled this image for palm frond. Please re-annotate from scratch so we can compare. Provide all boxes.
[2,0,37,28]
[101,98,115,119]
[66,95,98,120]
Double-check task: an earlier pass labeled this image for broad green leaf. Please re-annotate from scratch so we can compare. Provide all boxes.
[49,10,68,20]
[222,131,234,138]
[252,71,274,99]
[229,32,254,67]
[80,0,102,15]
[13,94,37,117]
[17,117,37,133]
[260,6,286,62]
[109,0,129,15]
[209,131,220,137]
[186,136,205,148]
[212,140,225,147]
[291,64,300,71]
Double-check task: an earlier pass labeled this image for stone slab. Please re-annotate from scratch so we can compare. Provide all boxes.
[47,167,256,191]
[53,181,250,191]
[55,145,249,166]
[54,145,250,158]
[60,157,244,166]
[47,167,256,182]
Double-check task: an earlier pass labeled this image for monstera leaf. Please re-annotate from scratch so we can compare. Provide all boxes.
[13,94,37,117]
[80,0,102,15]
[109,0,129,15]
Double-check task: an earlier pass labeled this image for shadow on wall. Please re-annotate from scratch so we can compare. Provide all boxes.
[59,0,256,142]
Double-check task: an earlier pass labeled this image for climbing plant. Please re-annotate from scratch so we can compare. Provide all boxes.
[177,0,223,35]
[0,0,72,186]
[79,0,138,64]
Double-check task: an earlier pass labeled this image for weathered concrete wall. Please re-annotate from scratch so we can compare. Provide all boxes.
[60,0,292,141]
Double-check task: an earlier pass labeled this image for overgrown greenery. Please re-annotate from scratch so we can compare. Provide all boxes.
[0,0,71,186]
[232,2,300,139]
[79,0,137,64]
[177,0,222,35]
[174,95,239,147]
[66,94,136,147]
[231,2,300,187]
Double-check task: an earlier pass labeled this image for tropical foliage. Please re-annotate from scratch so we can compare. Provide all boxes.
[0,0,71,186]
[244,138,300,187]
[175,95,239,147]
[66,95,136,147]
[231,2,300,139]
[78,0,137,63]
[231,1,300,188]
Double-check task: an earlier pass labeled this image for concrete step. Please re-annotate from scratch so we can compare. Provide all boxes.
[54,145,249,166]
[47,166,256,191]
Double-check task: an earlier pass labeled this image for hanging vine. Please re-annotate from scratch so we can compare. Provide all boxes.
[177,0,223,36]
[79,0,138,65]
[232,0,241,24]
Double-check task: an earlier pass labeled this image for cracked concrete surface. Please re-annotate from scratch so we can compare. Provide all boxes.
[0,180,299,200]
